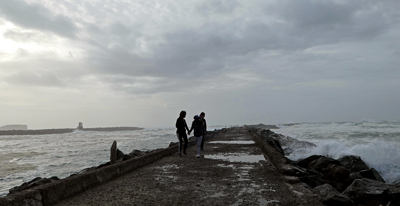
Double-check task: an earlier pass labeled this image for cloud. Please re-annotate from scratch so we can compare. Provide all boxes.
[3,29,55,43]
[0,0,78,38]
[1,0,400,128]
[5,70,64,87]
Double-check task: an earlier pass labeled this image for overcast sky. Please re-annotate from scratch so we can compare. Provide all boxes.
[0,0,399,129]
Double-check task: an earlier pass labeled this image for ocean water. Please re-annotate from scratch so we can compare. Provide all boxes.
[1,121,399,197]
[275,120,400,184]
[0,128,179,197]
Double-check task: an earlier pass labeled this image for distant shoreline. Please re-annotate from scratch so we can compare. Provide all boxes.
[0,127,143,136]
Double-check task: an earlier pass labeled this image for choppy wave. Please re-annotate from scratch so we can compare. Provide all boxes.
[278,120,400,184]
[0,128,179,197]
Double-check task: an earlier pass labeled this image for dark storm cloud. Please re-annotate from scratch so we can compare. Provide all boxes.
[146,0,400,81]
[267,0,399,41]
[2,0,400,93]
[0,0,78,38]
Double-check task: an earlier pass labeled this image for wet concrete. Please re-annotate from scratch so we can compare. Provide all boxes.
[55,126,322,206]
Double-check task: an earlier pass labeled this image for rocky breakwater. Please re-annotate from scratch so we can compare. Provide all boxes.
[248,126,400,206]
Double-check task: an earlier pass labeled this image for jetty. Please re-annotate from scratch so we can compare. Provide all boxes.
[55,126,322,206]
[1,126,324,206]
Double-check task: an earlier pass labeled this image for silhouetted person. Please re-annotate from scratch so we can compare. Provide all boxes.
[189,115,205,158]
[200,112,207,150]
[176,110,190,157]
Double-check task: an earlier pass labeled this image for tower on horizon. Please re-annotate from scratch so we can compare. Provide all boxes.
[77,122,83,130]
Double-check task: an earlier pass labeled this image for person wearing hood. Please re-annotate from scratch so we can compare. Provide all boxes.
[188,115,205,158]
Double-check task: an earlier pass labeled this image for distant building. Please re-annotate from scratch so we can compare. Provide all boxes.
[0,125,28,130]
[77,122,84,130]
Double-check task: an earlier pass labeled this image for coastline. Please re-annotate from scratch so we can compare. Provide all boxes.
[0,127,143,136]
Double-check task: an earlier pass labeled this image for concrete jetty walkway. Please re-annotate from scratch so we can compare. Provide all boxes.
[55,126,322,206]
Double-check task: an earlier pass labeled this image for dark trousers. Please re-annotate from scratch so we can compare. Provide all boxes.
[177,132,188,153]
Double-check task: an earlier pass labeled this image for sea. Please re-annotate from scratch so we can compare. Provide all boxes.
[0,120,399,197]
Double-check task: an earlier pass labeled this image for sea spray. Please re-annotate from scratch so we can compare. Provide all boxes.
[286,137,400,184]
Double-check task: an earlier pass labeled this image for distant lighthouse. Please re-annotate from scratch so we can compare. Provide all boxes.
[77,122,83,130]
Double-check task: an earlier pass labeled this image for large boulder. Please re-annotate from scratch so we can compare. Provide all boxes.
[313,184,354,206]
[308,156,341,174]
[330,165,350,181]
[9,176,60,194]
[129,149,146,158]
[295,155,324,168]
[299,175,327,188]
[359,168,385,183]
[258,129,285,155]
[116,148,125,160]
[343,178,391,206]
[339,155,369,173]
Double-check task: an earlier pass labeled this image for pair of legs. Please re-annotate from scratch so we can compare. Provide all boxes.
[176,132,188,155]
[200,134,205,150]
[195,136,203,157]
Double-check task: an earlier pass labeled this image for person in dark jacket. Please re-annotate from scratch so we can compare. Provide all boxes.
[175,110,190,157]
[188,115,205,158]
[200,112,206,150]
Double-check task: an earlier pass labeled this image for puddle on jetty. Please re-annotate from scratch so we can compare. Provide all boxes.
[208,191,226,198]
[206,153,265,163]
[153,164,179,182]
[209,141,255,144]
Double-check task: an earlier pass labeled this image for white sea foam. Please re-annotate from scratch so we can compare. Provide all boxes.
[287,138,400,183]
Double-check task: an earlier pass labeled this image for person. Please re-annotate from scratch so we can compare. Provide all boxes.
[188,115,205,158]
[175,110,190,157]
[199,112,207,150]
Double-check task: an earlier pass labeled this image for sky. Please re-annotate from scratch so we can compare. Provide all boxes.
[0,0,399,129]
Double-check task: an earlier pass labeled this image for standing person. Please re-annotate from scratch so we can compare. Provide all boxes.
[175,110,190,157]
[200,112,207,150]
[188,115,205,158]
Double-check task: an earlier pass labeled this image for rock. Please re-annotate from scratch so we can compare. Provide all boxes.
[330,166,350,181]
[360,168,386,183]
[339,155,369,173]
[313,184,354,206]
[129,149,143,158]
[9,176,60,194]
[299,175,327,188]
[110,140,117,164]
[343,178,391,206]
[271,133,316,155]
[258,129,285,155]
[308,157,341,173]
[388,185,400,205]
[117,149,125,160]
[169,142,178,147]
[349,172,364,180]
[295,155,324,168]
[290,165,310,176]
[326,178,354,193]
